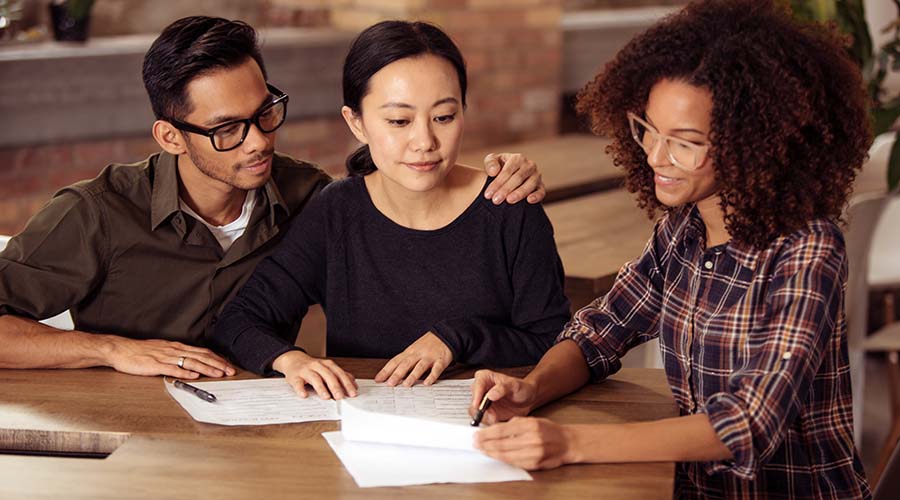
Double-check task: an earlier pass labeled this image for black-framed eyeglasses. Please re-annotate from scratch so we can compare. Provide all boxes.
[168,83,290,152]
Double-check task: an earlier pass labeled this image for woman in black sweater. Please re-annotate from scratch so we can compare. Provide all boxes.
[212,21,570,399]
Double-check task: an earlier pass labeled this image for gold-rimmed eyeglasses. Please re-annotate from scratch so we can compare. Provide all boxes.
[627,112,709,170]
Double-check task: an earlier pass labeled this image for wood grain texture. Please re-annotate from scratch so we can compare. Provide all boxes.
[458,134,623,202]
[0,362,676,499]
[545,189,657,310]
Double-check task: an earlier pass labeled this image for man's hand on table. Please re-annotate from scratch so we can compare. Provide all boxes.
[105,336,237,378]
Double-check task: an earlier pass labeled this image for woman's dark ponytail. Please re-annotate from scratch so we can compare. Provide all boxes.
[346,144,377,176]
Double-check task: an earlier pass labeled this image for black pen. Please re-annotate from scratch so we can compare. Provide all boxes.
[174,379,217,403]
[470,393,492,427]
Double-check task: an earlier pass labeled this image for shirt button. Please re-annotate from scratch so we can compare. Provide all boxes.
[782,351,792,361]
[704,261,713,270]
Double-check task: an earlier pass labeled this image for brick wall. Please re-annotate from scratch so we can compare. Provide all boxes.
[0,0,674,236]
[0,120,356,235]
[33,0,684,37]
[329,0,563,149]
[0,137,152,234]
[565,0,684,8]
[88,0,335,36]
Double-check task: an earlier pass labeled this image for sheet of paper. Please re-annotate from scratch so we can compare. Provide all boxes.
[165,377,476,427]
[322,431,532,488]
[349,379,474,424]
[164,378,340,426]
[328,379,531,487]
[341,395,477,450]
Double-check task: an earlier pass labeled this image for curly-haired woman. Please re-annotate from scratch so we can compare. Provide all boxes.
[468,1,872,498]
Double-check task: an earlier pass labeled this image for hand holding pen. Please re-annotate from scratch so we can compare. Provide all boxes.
[468,369,537,426]
[470,394,493,426]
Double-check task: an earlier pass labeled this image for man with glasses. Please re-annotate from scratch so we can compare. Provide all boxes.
[0,16,546,378]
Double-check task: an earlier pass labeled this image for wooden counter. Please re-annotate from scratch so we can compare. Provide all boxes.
[0,361,676,499]
[546,189,656,310]
[459,134,622,202]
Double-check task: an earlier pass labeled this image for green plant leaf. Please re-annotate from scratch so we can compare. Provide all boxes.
[65,0,94,21]
[889,132,900,191]
[790,0,873,71]
[792,0,899,193]
[873,97,900,136]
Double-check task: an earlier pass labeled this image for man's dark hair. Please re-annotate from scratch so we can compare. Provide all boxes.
[142,16,267,121]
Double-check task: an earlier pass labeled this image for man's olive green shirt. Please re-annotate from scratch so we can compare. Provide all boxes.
[0,151,330,345]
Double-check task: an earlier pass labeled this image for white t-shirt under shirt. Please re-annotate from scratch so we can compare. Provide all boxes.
[179,189,257,252]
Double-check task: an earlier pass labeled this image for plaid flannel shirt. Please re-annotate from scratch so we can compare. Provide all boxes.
[558,205,870,500]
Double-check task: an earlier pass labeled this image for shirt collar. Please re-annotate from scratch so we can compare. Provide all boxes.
[150,151,290,231]
[262,174,289,226]
[724,239,760,271]
[682,205,706,244]
[150,151,181,231]
[682,204,759,272]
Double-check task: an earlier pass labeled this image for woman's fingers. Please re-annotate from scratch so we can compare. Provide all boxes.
[283,358,357,400]
[386,356,418,386]
[403,359,431,387]
[423,358,449,386]
[374,355,401,383]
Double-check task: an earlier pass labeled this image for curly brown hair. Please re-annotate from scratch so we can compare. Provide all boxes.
[576,0,872,249]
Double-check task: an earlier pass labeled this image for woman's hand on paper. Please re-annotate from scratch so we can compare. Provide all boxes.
[469,369,537,424]
[375,332,453,387]
[474,416,579,471]
[272,350,358,400]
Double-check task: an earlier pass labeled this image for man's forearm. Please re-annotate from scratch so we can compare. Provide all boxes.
[0,315,114,369]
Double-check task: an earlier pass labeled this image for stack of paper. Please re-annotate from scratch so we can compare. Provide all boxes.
[324,379,531,488]
[165,377,532,487]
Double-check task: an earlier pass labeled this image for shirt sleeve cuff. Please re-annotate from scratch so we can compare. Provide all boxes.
[555,322,619,382]
[703,392,757,480]
[231,326,299,376]
[430,322,464,362]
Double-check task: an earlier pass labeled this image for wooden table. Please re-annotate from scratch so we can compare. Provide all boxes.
[546,189,656,311]
[459,134,622,202]
[0,361,677,499]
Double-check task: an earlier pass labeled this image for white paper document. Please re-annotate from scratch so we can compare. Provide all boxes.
[323,431,532,488]
[164,378,340,426]
[326,379,532,488]
[164,377,475,426]
[165,376,531,486]
[349,379,474,424]
[340,396,477,450]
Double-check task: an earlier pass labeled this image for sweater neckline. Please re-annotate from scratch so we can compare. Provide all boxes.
[354,174,490,237]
